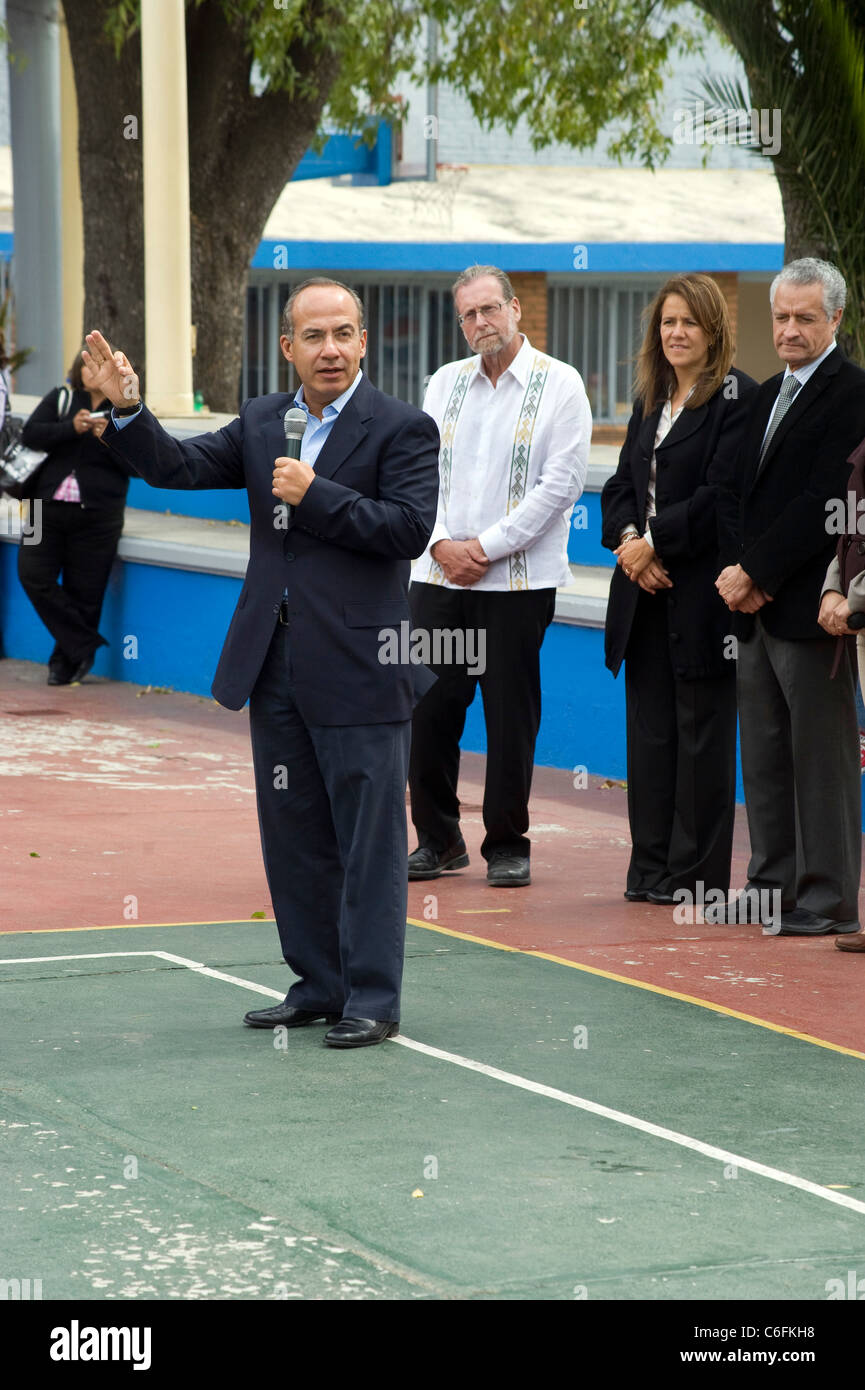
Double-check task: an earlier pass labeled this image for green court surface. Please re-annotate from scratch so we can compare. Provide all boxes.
[2,920,864,1302]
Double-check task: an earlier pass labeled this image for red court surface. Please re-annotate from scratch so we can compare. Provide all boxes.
[3,657,863,1057]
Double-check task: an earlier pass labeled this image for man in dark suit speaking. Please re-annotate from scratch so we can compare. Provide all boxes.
[715,258,865,936]
[84,279,440,1046]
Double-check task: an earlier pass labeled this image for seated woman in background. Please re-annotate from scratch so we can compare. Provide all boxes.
[601,274,758,905]
[17,348,135,685]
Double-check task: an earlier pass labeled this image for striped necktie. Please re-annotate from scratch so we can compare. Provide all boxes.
[758,374,802,467]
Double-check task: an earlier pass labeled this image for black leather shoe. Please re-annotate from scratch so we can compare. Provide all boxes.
[47,656,76,686]
[407,840,469,880]
[704,890,786,926]
[486,851,531,886]
[324,1017,399,1048]
[70,653,95,684]
[770,909,861,937]
[646,889,677,905]
[244,1004,341,1029]
[623,889,649,902]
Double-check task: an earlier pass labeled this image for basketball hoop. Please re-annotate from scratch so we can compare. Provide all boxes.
[409,163,469,230]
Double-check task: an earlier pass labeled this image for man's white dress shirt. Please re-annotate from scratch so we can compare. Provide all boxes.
[760,339,836,448]
[412,335,592,591]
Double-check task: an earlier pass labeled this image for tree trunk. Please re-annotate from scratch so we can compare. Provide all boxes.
[64,1,144,385]
[185,3,341,410]
[66,1,342,413]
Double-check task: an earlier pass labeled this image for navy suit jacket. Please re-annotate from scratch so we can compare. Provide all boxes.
[104,376,440,721]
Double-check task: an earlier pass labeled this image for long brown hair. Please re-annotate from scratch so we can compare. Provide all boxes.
[633,274,735,413]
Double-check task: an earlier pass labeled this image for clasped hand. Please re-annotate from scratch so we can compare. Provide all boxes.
[716,563,772,613]
[818,590,858,637]
[613,536,672,593]
[430,538,489,587]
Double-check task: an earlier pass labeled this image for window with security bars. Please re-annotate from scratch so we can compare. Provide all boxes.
[241,276,470,408]
[547,280,664,423]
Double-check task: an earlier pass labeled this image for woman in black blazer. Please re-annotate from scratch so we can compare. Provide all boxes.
[601,274,758,905]
[18,348,135,685]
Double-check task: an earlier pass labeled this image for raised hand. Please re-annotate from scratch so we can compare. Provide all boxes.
[82,331,140,409]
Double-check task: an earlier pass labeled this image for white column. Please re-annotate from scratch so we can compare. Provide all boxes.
[141,0,194,415]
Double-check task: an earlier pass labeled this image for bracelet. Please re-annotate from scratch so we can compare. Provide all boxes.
[115,401,142,416]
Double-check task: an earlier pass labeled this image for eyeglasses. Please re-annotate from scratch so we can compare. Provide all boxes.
[457,299,512,327]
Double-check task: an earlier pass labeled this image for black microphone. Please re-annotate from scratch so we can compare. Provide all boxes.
[281,406,308,521]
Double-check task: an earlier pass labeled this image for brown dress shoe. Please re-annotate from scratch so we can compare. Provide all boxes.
[835,932,865,952]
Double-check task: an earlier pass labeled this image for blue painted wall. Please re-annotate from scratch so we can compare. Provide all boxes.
[1,542,624,773]
[252,240,785,274]
[292,122,392,186]
[7,541,865,828]
[567,493,612,568]
[125,478,251,524]
[127,478,610,565]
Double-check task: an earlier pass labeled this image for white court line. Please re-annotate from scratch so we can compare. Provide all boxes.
[4,947,865,1220]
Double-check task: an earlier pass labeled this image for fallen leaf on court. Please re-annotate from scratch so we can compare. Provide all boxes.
[599,779,627,790]
[250,911,266,919]
[29,851,39,857]
[411,1189,424,1198]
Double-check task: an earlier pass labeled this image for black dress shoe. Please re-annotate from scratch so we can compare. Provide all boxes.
[646,889,677,905]
[486,851,530,886]
[771,908,861,937]
[324,1017,399,1048]
[407,839,469,880]
[704,890,786,926]
[47,655,76,686]
[70,653,95,684]
[623,889,649,902]
[244,1003,341,1029]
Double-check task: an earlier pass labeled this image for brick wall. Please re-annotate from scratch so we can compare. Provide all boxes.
[511,272,547,352]
[710,271,739,346]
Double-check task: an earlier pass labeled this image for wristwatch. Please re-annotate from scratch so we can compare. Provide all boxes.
[115,400,142,416]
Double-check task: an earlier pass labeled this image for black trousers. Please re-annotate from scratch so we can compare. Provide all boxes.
[17,502,124,667]
[623,589,736,897]
[249,624,411,1021]
[408,582,556,860]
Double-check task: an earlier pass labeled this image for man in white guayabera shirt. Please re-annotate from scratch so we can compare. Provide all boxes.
[408,264,592,887]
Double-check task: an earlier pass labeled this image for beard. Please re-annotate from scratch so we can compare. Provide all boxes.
[471,320,518,357]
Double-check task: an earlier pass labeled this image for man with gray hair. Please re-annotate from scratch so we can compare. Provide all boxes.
[408,264,591,887]
[714,258,865,934]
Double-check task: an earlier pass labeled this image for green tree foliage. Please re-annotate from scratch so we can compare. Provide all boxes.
[697,0,865,361]
[67,0,865,406]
